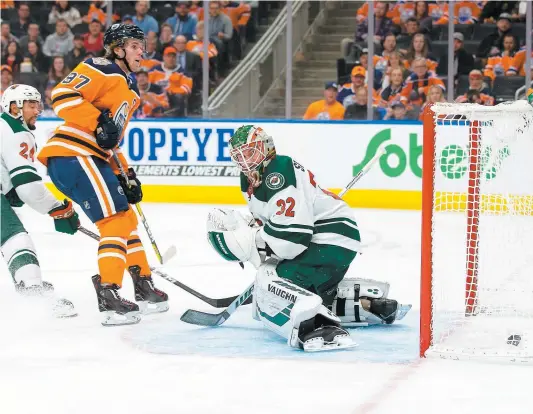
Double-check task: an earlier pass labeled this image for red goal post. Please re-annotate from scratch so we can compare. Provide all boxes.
[420,101,533,363]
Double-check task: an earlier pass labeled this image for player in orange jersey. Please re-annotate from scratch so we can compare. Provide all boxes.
[37,24,168,326]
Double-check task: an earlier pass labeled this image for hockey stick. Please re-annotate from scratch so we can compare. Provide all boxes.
[111,151,177,264]
[180,283,254,326]
[77,225,248,307]
[180,150,387,327]
[338,146,386,198]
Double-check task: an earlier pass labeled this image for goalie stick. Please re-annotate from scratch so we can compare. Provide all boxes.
[180,147,387,327]
[77,226,247,307]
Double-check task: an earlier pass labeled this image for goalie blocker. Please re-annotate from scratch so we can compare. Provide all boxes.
[207,208,411,351]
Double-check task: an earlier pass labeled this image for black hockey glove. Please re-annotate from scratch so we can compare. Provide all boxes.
[95,110,120,150]
[117,168,143,204]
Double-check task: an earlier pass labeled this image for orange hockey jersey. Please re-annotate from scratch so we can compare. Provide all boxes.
[37,57,140,169]
[186,40,218,60]
[507,48,533,76]
[148,64,193,95]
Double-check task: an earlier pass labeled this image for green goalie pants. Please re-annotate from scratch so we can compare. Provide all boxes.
[275,243,357,307]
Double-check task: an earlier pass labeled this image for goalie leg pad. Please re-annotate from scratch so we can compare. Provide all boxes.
[255,264,356,351]
[332,277,411,326]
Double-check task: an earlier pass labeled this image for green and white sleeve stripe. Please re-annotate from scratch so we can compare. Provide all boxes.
[263,220,314,247]
[312,217,361,252]
[9,165,42,188]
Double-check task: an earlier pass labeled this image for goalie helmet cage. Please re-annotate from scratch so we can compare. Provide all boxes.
[420,101,533,363]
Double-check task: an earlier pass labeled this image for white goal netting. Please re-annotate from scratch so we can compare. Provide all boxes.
[427,101,533,362]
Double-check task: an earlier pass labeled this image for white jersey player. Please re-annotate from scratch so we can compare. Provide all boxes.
[0,84,80,318]
[206,125,411,352]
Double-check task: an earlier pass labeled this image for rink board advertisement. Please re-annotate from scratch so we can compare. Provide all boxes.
[34,119,520,209]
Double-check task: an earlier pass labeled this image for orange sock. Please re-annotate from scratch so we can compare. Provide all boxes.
[96,208,138,286]
[126,230,151,276]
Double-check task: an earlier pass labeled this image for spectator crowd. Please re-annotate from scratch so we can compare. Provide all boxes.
[1,0,278,117]
[304,0,532,121]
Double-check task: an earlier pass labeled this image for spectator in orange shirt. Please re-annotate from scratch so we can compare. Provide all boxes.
[485,34,517,80]
[455,1,481,24]
[389,1,415,26]
[401,57,445,106]
[149,47,193,96]
[303,82,345,121]
[506,41,533,76]
[356,1,396,23]
[136,67,170,118]
[186,21,219,61]
[149,47,193,117]
[83,1,107,25]
[429,0,449,25]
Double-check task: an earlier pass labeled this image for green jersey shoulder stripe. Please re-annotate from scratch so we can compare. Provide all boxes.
[264,224,312,247]
[314,222,361,241]
[315,217,358,228]
[10,165,37,175]
[11,171,42,188]
[266,219,314,232]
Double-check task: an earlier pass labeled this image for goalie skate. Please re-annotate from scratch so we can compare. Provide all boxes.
[92,275,141,327]
[16,281,78,318]
[299,326,358,353]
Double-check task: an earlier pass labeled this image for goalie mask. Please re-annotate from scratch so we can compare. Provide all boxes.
[229,125,276,187]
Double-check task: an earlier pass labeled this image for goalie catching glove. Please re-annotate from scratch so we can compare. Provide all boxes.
[206,208,279,268]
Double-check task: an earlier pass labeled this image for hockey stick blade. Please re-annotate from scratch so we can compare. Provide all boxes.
[180,283,254,326]
[161,245,178,264]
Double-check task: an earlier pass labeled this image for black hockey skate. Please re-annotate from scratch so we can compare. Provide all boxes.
[15,281,77,318]
[128,266,169,315]
[297,315,357,352]
[91,275,140,326]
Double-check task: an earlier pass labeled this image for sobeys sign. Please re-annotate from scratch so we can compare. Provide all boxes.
[352,128,510,181]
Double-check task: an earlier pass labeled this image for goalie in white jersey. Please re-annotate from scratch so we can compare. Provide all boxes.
[207,125,410,352]
[0,84,80,318]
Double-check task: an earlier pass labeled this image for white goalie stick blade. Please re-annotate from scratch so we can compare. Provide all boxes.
[395,304,412,321]
[101,311,141,327]
[161,245,177,264]
[303,335,358,353]
[180,283,255,326]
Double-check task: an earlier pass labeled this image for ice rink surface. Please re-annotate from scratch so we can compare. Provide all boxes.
[1,203,531,414]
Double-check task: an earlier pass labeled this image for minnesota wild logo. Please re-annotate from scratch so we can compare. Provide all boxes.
[265,172,285,190]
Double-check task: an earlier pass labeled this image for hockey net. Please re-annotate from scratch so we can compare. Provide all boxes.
[420,101,533,363]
